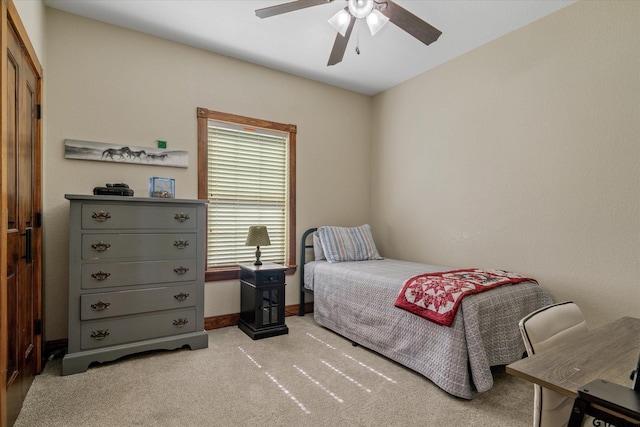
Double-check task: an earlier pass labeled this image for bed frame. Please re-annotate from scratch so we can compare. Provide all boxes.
[299,227,317,316]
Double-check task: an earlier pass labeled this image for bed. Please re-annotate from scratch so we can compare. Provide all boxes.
[299,226,553,399]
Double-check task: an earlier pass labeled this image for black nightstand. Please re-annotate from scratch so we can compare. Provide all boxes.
[238,263,289,340]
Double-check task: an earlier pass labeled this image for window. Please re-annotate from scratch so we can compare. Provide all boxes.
[197,108,296,281]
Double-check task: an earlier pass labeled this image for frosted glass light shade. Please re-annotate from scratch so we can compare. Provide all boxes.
[348,0,373,18]
[328,9,351,37]
[366,9,389,36]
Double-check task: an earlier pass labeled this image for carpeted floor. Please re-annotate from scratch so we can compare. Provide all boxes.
[15,315,534,426]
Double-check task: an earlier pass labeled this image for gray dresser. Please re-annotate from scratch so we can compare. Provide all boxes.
[62,195,208,375]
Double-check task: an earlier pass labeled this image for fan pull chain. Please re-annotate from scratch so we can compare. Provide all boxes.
[355,20,361,55]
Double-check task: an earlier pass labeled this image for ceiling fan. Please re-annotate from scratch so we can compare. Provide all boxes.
[255,0,442,66]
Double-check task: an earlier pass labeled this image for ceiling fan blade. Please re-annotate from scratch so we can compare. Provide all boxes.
[380,1,442,46]
[327,13,355,66]
[256,0,333,19]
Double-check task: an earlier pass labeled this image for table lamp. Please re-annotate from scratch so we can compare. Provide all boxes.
[245,225,270,265]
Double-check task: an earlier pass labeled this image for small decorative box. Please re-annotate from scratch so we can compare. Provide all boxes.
[149,177,175,198]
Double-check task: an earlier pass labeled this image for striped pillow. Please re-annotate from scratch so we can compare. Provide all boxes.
[313,231,326,260]
[318,224,383,263]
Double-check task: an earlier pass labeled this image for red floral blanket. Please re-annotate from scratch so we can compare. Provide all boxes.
[394,269,535,327]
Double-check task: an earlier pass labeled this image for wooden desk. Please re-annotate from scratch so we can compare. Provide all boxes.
[507,316,640,426]
[506,316,640,398]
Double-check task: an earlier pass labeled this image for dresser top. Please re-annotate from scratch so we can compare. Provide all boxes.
[65,194,208,205]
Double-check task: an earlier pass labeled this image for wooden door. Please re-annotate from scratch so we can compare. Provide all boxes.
[3,6,42,425]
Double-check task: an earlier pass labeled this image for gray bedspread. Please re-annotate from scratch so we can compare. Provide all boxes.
[306,259,553,399]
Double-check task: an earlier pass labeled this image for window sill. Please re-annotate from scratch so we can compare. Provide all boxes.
[205,265,297,282]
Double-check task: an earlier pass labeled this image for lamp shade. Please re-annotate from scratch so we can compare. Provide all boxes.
[245,226,271,247]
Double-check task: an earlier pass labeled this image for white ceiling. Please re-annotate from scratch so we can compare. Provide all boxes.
[43,0,576,96]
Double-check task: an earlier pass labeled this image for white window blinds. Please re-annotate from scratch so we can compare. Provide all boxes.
[206,122,288,268]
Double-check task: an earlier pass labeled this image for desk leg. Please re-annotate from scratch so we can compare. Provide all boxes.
[568,398,588,427]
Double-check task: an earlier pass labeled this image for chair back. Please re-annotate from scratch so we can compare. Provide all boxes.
[519,302,588,427]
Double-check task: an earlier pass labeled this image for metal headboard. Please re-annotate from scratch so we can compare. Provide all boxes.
[299,227,317,316]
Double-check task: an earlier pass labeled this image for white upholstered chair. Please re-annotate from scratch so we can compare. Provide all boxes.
[518,302,589,427]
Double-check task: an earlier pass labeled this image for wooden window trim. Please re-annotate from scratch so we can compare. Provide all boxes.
[197,107,297,282]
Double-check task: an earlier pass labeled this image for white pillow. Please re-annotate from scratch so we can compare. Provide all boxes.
[318,224,383,263]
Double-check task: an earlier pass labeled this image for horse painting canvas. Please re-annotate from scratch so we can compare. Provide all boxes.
[64,139,188,168]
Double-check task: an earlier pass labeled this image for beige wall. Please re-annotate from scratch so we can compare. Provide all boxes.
[43,8,372,340]
[13,0,46,64]
[25,0,640,340]
[371,0,639,327]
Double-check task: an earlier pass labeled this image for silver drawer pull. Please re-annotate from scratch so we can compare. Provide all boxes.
[90,329,110,340]
[174,292,190,302]
[90,301,111,311]
[174,213,190,223]
[173,240,189,249]
[174,266,189,275]
[173,318,189,328]
[91,271,111,281]
[91,210,111,222]
[91,241,111,252]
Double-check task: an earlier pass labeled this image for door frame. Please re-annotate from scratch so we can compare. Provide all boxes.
[1,0,43,425]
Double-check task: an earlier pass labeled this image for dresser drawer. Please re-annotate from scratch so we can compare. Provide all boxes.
[80,284,197,320]
[81,259,196,290]
[82,233,197,260]
[80,309,196,350]
[82,204,197,230]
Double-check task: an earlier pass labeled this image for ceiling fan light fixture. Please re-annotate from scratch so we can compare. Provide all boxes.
[328,9,351,37]
[366,9,389,36]
[347,0,374,19]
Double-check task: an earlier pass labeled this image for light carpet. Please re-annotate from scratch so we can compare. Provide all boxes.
[15,315,533,426]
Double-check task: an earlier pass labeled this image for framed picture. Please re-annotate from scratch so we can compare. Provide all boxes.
[65,139,188,168]
[149,177,175,198]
